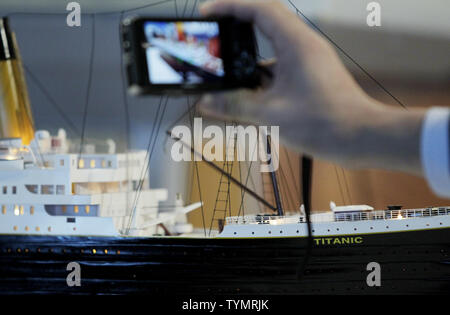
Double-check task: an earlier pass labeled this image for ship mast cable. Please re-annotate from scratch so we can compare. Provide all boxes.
[266,136,283,216]
[334,165,348,205]
[285,148,300,198]
[125,95,165,233]
[190,0,199,17]
[236,138,258,218]
[78,14,96,163]
[22,65,80,137]
[341,168,353,205]
[208,121,239,235]
[237,143,245,217]
[186,96,207,236]
[5,0,176,17]
[119,10,134,227]
[271,145,297,212]
[167,130,278,212]
[287,0,407,110]
[125,95,168,234]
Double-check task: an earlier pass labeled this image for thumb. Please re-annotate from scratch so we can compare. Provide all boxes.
[197,89,264,124]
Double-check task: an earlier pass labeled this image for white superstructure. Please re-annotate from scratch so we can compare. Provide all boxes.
[218,204,450,238]
[0,129,200,237]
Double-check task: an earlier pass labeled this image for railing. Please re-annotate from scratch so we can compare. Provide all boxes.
[225,207,450,225]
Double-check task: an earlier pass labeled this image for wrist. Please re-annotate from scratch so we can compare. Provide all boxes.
[353,101,425,175]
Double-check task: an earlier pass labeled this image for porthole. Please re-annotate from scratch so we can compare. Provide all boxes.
[251,232,254,235]
[327,229,330,232]
[386,226,389,229]
[296,230,299,233]
[336,228,339,231]
[354,228,357,231]
[268,231,271,234]
[279,230,282,234]
[370,227,373,229]
[233,232,236,235]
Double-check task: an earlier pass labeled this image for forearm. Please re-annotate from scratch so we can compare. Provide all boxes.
[342,101,426,176]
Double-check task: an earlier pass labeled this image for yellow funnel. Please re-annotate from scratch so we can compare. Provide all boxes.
[0,17,35,145]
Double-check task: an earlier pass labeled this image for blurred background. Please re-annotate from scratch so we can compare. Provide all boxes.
[0,0,448,229]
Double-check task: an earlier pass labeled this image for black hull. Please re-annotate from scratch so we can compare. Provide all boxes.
[1,228,450,295]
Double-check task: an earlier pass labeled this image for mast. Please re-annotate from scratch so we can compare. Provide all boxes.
[267,135,283,216]
[167,130,278,212]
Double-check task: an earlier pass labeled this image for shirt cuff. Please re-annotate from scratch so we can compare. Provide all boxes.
[421,107,450,198]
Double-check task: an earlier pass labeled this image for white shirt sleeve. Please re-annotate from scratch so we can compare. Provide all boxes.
[421,107,450,198]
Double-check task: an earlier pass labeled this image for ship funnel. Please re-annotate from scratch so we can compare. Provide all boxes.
[0,17,35,145]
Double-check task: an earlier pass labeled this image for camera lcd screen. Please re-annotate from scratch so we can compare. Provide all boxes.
[143,21,225,85]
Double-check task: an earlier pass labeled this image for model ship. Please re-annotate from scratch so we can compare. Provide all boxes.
[1,17,450,295]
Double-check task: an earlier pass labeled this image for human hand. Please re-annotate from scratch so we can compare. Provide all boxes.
[198,0,424,174]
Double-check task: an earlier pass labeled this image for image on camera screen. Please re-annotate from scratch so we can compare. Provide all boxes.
[143,21,225,85]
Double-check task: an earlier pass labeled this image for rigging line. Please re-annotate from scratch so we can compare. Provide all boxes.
[225,121,236,218]
[22,65,80,137]
[285,148,300,197]
[6,0,176,17]
[119,10,132,220]
[174,0,179,17]
[167,131,278,211]
[78,14,96,162]
[126,96,169,234]
[131,96,167,212]
[334,165,347,205]
[270,143,296,211]
[279,149,298,210]
[287,0,407,110]
[182,0,190,17]
[238,148,245,217]
[246,159,262,214]
[187,97,207,236]
[341,168,353,205]
[162,99,197,150]
[125,95,164,232]
[190,0,199,16]
[121,0,176,14]
[236,140,258,218]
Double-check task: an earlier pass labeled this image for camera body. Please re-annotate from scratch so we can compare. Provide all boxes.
[121,16,261,95]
